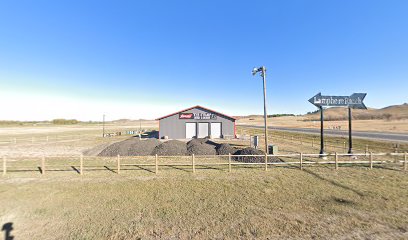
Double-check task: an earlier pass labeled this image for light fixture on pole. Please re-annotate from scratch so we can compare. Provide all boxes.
[252,66,269,154]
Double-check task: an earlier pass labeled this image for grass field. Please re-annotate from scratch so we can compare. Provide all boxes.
[1,166,408,239]
[1,124,408,239]
[238,115,408,134]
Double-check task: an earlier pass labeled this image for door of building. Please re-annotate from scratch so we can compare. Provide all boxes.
[198,123,209,138]
[185,123,197,139]
[210,122,221,138]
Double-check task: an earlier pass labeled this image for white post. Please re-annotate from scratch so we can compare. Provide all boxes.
[117,155,120,174]
[300,153,303,170]
[192,154,195,173]
[369,152,373,169]
[80,154,83,175]
[41,155,45,175]
[335,152,338,170]
[155,154,158,174]
[228,153,232,172]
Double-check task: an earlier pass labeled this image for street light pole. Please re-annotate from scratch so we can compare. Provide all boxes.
[253,66,269,154]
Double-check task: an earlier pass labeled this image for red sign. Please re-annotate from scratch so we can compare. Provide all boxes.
[179,113,194,119]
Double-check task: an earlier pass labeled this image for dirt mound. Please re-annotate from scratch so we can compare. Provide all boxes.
[186,138,217,155]
[215,143,237,155]
[151,140,187,156]
[233,147,282,163]
[98,138,160,156]
[83,142,112,156]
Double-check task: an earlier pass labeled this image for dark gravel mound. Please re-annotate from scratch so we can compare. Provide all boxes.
[98,138,160,156]
[233,147,282,163]
[233,147,264,163]
[216,143,238,155]
[151,140,187,156]
[186,138,217,155]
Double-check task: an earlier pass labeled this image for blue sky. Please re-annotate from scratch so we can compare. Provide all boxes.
[1,0,407,121]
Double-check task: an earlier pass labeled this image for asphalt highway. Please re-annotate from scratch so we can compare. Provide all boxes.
[241,125,408,143]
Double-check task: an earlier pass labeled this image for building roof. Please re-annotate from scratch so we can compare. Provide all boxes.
[156,105,237,121]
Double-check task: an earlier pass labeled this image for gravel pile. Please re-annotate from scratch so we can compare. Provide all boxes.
[215,143,238,155]
[233,147,282,163]
[97,138,160,156]
[186,139,217,155]
[91,137,282,161]
[151,140,187,156]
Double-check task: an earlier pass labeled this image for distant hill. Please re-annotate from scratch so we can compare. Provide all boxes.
[305,103,408,121]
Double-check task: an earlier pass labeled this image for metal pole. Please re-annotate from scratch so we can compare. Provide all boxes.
[261,67,269,154]
[319,106,325,156]
[348,107,353,154]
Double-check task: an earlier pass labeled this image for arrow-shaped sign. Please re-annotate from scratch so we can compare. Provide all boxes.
[308,92,367,109]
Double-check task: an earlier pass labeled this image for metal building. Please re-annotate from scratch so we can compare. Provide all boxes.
[156,105,237,139]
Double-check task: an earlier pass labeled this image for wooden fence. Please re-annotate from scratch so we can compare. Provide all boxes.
[1,152,407,176]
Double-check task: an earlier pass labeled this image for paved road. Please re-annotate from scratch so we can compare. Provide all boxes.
[241,125,408,143]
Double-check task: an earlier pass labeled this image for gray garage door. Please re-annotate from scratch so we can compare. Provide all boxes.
[186,123,197,139]
[198,123,209,138]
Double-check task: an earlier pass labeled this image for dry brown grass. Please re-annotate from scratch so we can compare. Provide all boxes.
[1,165,408,239]
[238,115,408,133]
[1,124,408,239]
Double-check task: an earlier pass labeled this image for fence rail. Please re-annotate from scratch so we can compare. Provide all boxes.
[1,152,407,176]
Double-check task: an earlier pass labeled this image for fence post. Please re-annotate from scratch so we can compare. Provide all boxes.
[300,153,303,170]
[343,141,346,153]
[228,153,232,172]
[41,155,45,175]
[404,152,407,171]
[80,154,83,175]
[155,154,158,174]
[2,156,6,176]
[192,154,195,173]
[369,152,373,169]
[265,153,268,171]
[117,155,120,174]
[335,152,338,170]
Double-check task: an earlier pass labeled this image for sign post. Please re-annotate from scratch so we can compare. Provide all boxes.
[348,107,352,154]
[319,106,325,156]
[309,92,367,156]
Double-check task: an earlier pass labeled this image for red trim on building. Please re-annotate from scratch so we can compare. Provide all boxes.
[155,105,237,121]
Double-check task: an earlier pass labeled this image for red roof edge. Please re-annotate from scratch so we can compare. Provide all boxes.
[156,105,237,121]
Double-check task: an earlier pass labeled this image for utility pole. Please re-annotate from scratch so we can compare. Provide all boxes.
[252,66,269,154]
[348,107,353,154]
